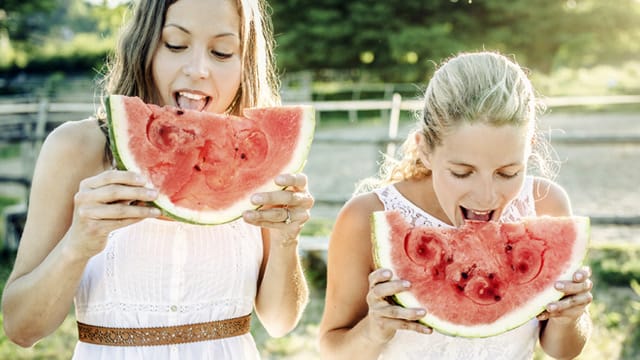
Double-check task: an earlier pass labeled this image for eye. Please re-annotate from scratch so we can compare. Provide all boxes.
[497,171,520,179]
[165,42,187,51]
[450,171,472,179]
[211,50,234,59]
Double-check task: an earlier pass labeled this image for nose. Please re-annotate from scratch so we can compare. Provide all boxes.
[182,49,210,79]
[472,176,498,208]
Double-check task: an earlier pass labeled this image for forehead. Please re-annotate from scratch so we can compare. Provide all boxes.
[165,0,240,34]
[433,123,530,166]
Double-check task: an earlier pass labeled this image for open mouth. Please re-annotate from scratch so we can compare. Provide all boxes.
[461,207,495,222]
[175,91,211,112]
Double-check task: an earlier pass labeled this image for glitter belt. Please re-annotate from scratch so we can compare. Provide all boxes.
[77,314,251,347]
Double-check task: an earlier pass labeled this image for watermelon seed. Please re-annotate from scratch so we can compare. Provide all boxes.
[494,295,501,301]
[488,273,495,279]
[241,153,247,160]
[505,244,513,252]
[177,110,184,115]
[194,165,201,172]
[461,272,469,279]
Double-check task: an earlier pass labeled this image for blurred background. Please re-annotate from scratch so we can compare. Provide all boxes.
[0,0,639,359]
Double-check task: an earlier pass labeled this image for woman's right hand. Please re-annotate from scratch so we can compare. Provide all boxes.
[365,268,433,343]
[68,169,161,258]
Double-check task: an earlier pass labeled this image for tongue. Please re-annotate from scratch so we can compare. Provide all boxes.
[177,96,206,111]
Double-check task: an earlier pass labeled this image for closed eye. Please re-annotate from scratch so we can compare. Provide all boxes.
[212,50,233,59]
[165,42,186,51]
[498,171,520,179]
[450,171,472,179]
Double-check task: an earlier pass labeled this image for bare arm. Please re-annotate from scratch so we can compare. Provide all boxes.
[1,120,160,347]
[244,173,313,337]
[534,177,593,359]
[318,193,430,359]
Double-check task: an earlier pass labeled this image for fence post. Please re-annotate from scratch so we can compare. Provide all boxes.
[386,93,402,158]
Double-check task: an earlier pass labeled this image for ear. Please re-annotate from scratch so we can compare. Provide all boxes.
[414,131,432,169]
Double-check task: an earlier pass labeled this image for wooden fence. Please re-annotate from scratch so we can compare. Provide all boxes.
[1,94,640,251]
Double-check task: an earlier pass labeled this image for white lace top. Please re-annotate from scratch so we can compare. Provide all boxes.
[374,176,539,360]
[72,218,263,360]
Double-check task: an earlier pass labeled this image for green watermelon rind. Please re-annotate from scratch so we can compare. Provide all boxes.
[371,211,590,338]
[106,95,316,225]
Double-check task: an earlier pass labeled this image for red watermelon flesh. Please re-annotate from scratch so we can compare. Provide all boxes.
[371,210,589,338]
[106,95,315,224]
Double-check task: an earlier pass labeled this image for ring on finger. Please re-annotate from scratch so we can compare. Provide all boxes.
[284,208,292,224]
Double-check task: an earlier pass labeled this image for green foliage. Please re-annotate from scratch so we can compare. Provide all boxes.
[271,0,640,81]
[621,279,640,359]
[588,243,640,286]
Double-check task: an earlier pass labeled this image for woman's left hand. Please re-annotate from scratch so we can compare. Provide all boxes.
[242,173,314,243]
[537,266,593,323]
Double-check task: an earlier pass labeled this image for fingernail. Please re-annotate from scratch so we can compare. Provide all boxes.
[382,270,391,278]
[251,194,264,204]
[575,272,583,281]
[402,280,411,288]
[422,327,432,334]
[150,208,161,216]
[147,189,158,198]
[555,282,564,290]
[416,309,426,316]
[548,304,557,312]
[243,211,257,220]
[276,174,287,183]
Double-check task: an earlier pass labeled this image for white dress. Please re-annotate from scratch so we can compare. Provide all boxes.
[72,217,263,360]
[374,176,540,360]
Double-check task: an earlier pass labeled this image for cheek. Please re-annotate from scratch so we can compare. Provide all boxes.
[501,177,526,200]
[431,171,467,203]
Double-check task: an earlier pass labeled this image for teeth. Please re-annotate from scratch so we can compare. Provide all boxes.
[179,92,206,100]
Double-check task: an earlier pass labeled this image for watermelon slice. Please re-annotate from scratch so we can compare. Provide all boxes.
[371,210,589,338]
[106,95,315,225]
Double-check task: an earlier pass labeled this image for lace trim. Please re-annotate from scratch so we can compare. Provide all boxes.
[76,298,252,315]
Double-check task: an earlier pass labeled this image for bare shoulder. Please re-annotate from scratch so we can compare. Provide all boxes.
[533,176,572,217]
[44,118,106,158]
[332,192,384,238]
[327,192,384,267]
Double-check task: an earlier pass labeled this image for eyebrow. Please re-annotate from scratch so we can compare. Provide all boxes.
[164,23,238,38]
[448,161,523,168]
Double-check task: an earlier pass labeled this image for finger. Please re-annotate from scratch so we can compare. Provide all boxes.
[370,279,412,301]
[275,173,308,190]
[80,170,147,190]
[376,317,433,335]
[555,279,593,295]
[537,310,550,321]
[368,268,394,289]
[374,303,427,322]
[77,202,161,220]
[250,190,313,208]
[573,266,592,282]
[76,184,158,205]
[546,292,593,314]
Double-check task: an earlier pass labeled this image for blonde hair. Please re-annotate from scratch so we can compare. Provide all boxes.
[101,0,280,113]
[357,51,552,193]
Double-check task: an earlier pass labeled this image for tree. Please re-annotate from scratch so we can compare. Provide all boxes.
[270,0,640,82]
